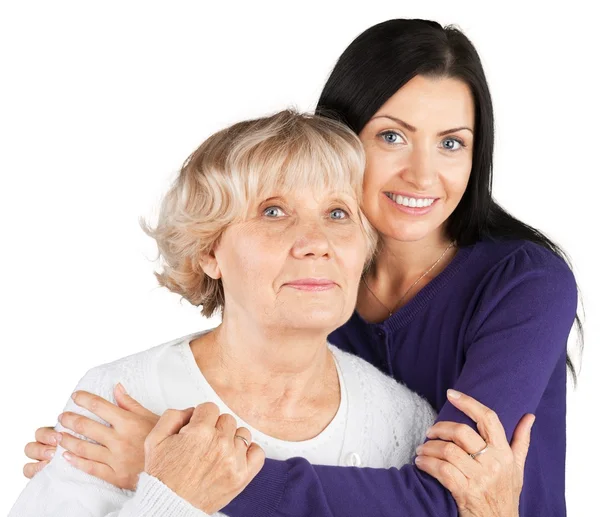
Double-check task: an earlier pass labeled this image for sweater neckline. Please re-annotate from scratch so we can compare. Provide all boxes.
[176,336,350,451]
[354,242,477,332]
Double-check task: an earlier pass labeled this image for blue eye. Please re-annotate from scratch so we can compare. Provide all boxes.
[263,206,285,217]
[330,208,348,220]
[378,130,404,145]
[441,137,464,151]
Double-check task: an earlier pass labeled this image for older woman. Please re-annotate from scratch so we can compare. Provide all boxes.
[10,110,442,516]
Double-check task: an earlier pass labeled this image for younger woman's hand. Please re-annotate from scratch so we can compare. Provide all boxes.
[415,389,533,517]
[57,383,159,490]
[23,426,61,478]
[26,383,159,490]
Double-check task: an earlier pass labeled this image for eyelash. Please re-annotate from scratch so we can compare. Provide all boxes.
[377,130,467,151]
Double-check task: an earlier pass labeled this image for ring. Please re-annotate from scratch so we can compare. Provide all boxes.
[234,435,250,448]
[469,443,489,460]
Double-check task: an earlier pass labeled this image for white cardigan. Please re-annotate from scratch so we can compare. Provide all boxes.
[9,332,436,517]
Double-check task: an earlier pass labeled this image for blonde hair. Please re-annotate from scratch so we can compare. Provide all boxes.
[145,109,376,317]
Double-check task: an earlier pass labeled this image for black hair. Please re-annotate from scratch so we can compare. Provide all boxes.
[316,18,582,381]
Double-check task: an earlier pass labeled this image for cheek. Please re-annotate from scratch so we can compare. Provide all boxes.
[219,234,281,288]
[440,160,472,200]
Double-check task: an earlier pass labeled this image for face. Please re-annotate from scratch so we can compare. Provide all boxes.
[204,187,368,334]
[359,75,475,243]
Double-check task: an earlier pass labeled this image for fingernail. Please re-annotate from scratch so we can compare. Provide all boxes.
[116,382,127,395]
[57,413,63,423]
[45,449,55,459]
[71,392,78,401]
[530,415,536,430]
[425,427,433,438]
[414,456,423,465]
[447,389,461,400]
[415,446,424,455]
[63,452,73,462]
[55,433,62,444]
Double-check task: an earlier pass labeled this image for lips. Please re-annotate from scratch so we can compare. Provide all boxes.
[283,278,337,291]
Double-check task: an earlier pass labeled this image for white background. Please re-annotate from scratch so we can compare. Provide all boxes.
[1,1,598,515]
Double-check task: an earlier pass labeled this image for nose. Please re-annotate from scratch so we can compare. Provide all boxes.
[402,144,436,190]
[290,221,331,260]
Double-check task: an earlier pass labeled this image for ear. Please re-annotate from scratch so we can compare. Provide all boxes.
[198,251,222,280]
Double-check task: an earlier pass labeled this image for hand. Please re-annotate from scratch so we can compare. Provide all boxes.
[23,426,61,478]
[415,389,533,517]
[23,383,160,489]
[145,402,265,513]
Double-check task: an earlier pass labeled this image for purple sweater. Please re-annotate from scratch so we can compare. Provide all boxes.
[224,239,577,517]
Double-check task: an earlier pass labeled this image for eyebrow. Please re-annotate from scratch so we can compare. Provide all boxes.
[371,114,474,136]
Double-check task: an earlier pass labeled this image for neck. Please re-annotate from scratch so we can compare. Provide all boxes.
[375,231,454,283]
[358,230,456,320]
[191,312,336,410]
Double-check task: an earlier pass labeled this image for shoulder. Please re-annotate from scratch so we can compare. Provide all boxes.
[65,333,199,423]
[468,239,577,310]
[330,346,436,467]
[474,238,574,282]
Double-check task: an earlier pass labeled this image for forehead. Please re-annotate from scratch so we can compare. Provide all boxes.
[373,75,475,128]
[256,186,358,205]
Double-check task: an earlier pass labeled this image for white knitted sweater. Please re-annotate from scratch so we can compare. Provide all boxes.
[9,332,436,517]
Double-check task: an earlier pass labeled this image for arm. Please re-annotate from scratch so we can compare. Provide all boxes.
[223,258,577,517]
[10,368,208,517]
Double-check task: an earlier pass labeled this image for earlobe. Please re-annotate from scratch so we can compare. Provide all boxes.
[198,253,222,280]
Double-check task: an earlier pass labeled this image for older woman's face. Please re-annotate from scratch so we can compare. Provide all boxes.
[212,188,368,333]
[358,75,475,242]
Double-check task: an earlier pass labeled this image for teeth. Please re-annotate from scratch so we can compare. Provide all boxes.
[385,193,435,208]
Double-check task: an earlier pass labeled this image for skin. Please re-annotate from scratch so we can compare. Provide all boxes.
[23,76,533,516]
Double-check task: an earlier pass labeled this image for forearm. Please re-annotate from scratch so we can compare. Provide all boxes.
[224,458,458,517]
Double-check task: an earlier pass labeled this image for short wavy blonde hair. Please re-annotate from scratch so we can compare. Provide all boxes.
[145,109,377,317]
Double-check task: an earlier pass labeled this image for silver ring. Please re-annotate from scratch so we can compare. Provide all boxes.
[234,435,250,448]
[469,443,489,460]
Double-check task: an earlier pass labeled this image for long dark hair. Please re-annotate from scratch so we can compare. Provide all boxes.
[316,18,582,380]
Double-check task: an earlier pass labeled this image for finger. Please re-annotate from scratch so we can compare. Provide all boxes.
[114,383,156,418]
[416,439,480,479]
[215,413,238,436]
[24,441,56,462]
[511,413,535,472]
[63,451,115,483]
[245,442,266,478]
[188,402,220,428]
[425,421,487,453]
[446,389,506,447]
[233,426,252,451]
[58,412,113,445]
[60,432,110,464]
[23,460,48,479]
[147,408,194,447]
[34,426,62,446]
[415,455,468,506]
[71,390,124,427]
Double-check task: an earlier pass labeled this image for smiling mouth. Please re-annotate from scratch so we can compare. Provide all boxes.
[384,192,437,208]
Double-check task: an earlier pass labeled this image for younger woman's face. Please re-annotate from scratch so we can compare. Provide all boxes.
[358,75,475,243]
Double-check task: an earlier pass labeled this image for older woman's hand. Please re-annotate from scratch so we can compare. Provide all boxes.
[145,402,265,513]
[415,389,534,517]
